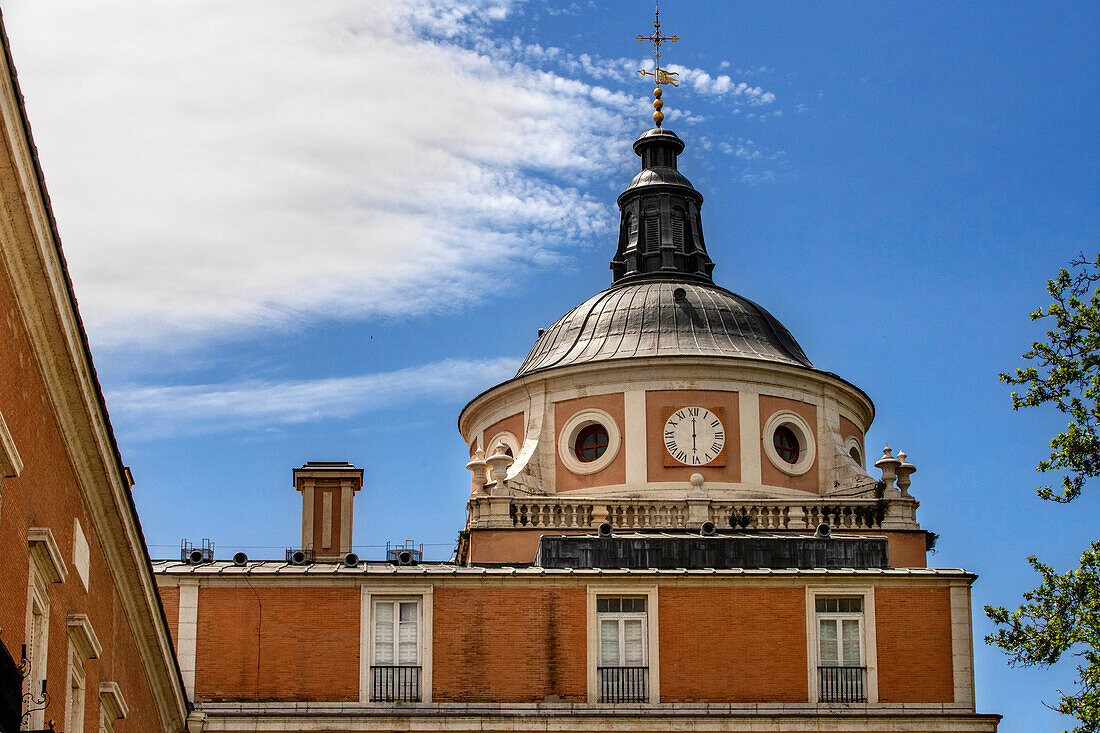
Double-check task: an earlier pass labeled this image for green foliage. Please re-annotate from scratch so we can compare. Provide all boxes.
[728,508,752,529]
[924,530,939,554]
[989,255,1100,732]
[985,542,1100,733]
[1001,254,1100,503]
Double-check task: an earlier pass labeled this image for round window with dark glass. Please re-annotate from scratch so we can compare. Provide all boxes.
[773,425,800,464]
[574,424,609,462]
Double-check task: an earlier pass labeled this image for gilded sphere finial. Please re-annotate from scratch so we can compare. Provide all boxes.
[654,87,662,98]
[653,98,664,111]
[653,110,664,126]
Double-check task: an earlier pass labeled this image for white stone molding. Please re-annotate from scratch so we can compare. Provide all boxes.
[585,584,659,705]
[950,584,976,707]
[844,435,865,468]
[27,526,68,583]
[486,430,520,458]
[762,410,817,477]
[737,391,762,485]
[177,581,200,699]
[623,390,647,486]
[99,681,129,721]
[0,408,21,479]
[557,409,621,476]
[360,584,434,703]
[66,613,102,660]
[804,585,878,704]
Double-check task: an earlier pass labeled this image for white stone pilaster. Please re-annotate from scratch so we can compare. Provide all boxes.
[177,582,199,699]
[624,390,647,487]
[951,584,976,707]
[738,391,761,486]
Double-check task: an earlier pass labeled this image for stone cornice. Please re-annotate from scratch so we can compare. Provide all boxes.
[67,613,103,660]
[27,526,68,583]
[0,19,187,731]
[459,356,875,437]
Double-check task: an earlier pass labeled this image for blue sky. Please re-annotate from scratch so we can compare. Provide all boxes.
[4,1,1099,729]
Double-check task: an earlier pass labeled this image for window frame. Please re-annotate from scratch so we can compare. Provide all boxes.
[360,586,433,703]
[66,643,86,733]
[586,585,659,704]
[805,586,878,703]
[24,567,49,730]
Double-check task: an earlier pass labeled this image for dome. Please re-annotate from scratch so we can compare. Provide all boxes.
[516,280,812,377]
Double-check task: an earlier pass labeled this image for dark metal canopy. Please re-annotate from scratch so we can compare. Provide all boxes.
[516,279,812,377]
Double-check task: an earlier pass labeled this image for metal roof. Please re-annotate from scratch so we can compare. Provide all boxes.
[516,280,812,377]
[150,559,972,578]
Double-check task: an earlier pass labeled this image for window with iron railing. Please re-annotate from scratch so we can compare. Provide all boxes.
[371,600,421,701]
[815,596,866,702]
[597,597,648,703]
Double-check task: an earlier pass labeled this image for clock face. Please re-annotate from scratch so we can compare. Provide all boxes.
[664,407,725,465]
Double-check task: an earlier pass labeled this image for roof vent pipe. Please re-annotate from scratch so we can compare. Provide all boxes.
[814,523,832,539]
[232,552,248,566]
[597,522,613,538]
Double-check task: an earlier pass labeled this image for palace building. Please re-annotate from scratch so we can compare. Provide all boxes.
[0,8,1001,733]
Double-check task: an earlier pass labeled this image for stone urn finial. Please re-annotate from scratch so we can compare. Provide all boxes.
[875,444,901,491]
[485,444,515,495]
[895,451,916,496]
[689,472,705,498]
[466,449,488,495]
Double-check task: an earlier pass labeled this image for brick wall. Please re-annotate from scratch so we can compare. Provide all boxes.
[876,586,954,702]
[659,587,808,702]
[0,258,171,731]
[193,585,360,701]
[433,586,587,702]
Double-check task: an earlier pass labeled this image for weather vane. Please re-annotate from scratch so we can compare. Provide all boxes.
[636,1,679,127]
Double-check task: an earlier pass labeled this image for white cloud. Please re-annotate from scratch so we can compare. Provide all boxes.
[3,0,632,349]
[106,357,521,439]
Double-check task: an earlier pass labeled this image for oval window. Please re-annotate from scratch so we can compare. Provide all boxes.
[575,424,609,462]
[773,425,800,464]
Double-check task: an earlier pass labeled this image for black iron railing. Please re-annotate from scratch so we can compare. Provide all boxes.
[818,665,866,702]
[370,665,421,702]
[598,666,648,703]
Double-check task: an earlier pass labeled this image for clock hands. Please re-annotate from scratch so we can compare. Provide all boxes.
[692,417,697,451]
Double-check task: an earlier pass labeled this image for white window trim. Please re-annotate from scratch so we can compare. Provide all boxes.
[805,586,878,703]
[763,409,817,476]
[99,681,129,722]
[586,585,659,704]
[28,526,68,584]
[24,561,50,729]
[558,409,621,475]
[67,613,102,661]
[66,641,87,733]
[360,585,433,703]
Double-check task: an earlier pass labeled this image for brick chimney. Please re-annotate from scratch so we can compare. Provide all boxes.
[293,461,363,560]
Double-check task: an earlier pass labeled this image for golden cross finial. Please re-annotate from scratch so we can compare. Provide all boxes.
[636,2,678,127]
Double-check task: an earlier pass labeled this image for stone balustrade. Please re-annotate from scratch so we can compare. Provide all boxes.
[466,494,919,532]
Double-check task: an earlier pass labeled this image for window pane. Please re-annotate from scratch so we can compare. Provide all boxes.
[841,619,861,666]
[818,619,839,665]
[399,602,417,622]
[374,602,395,664]
[623,619,645,665]
[600,619,620,666]
[597,598,610,613]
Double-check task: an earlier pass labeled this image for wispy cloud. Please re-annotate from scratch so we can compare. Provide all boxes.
[4,0,783,351]
[107,357,520,439]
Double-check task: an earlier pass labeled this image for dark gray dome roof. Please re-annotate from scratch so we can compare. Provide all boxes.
[516,280,812,377]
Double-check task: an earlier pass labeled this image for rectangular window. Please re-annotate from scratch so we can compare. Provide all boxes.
[644,216,660,252]
[25,592,48,729]
[67,648,86,733]
[671,216,685,248]
[815,596,865,702]
[371,599,420,701]
[596,597,648,702]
